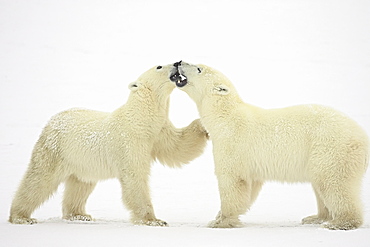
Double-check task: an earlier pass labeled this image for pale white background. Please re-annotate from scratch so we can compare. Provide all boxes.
[1,0,369,246]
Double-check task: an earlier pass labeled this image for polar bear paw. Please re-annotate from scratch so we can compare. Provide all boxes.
[302,215,327,225]
[9,216,37,225]
[63,214,93,222]
[208,217,243,228]
[134,218,168,227]
[323,219,362,231]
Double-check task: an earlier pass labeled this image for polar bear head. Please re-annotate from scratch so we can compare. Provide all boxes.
[129,63,178,98]
[169,61,237,104]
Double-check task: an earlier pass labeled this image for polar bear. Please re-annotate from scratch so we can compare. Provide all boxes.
[170,61,369,230]
[9,63,208,226]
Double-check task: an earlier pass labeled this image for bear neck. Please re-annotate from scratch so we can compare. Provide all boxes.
[114,88,170,129]
[197,93,244,132]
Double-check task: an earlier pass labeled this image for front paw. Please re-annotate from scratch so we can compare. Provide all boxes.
[208,216,243,228]
[9,216,37,225]
[302,215,327,225]
[191,119,209,137]
[63,214,93,222]
[133,218,168,227]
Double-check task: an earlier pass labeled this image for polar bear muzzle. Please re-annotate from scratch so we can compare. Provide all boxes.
[170,61,188,87]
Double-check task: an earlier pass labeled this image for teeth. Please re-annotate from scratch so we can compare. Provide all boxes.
[179,74,186,81]
[170,67,187,86]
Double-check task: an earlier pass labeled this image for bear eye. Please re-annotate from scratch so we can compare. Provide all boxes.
[197,68,202,73]
[157,66,162,70]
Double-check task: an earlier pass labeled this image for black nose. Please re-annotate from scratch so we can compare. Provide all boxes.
[170,71,180,82]
[173,60,182,68]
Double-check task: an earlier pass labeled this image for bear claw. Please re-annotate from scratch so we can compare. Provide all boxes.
[63,214,93,222]
[323,219,362,231]
[302,215,327,225]
[9,216,37,225]
[208,217,243,228]
[134,219,168,227]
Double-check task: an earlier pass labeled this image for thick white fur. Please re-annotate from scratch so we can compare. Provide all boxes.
[9,64,208,226]
[177,62,369,230]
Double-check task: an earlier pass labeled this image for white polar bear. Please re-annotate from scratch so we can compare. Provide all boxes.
[9,63,208,226]
[170,61,369,230]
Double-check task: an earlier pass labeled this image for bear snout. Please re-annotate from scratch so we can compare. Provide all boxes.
[170,69,180,82]
[169,64,188,87]
[173,60,182,67]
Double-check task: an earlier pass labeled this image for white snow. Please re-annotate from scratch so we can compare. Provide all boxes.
[1,0,369,246]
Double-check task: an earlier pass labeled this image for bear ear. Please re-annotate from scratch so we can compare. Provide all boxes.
[212,84,230,95]
[128,81,141,91]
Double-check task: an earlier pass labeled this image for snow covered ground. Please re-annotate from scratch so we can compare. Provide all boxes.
[1,0,369,246]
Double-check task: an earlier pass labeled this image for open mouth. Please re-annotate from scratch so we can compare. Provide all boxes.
[169,60,188,87]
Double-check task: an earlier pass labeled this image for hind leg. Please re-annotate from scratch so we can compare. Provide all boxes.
[313,179,363,230]
[9,165,62,224]
[302,185,332,225]
[250,180,264,207]
[62,175,97,221]
[119,176,167,226]
[323,182,363,230]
